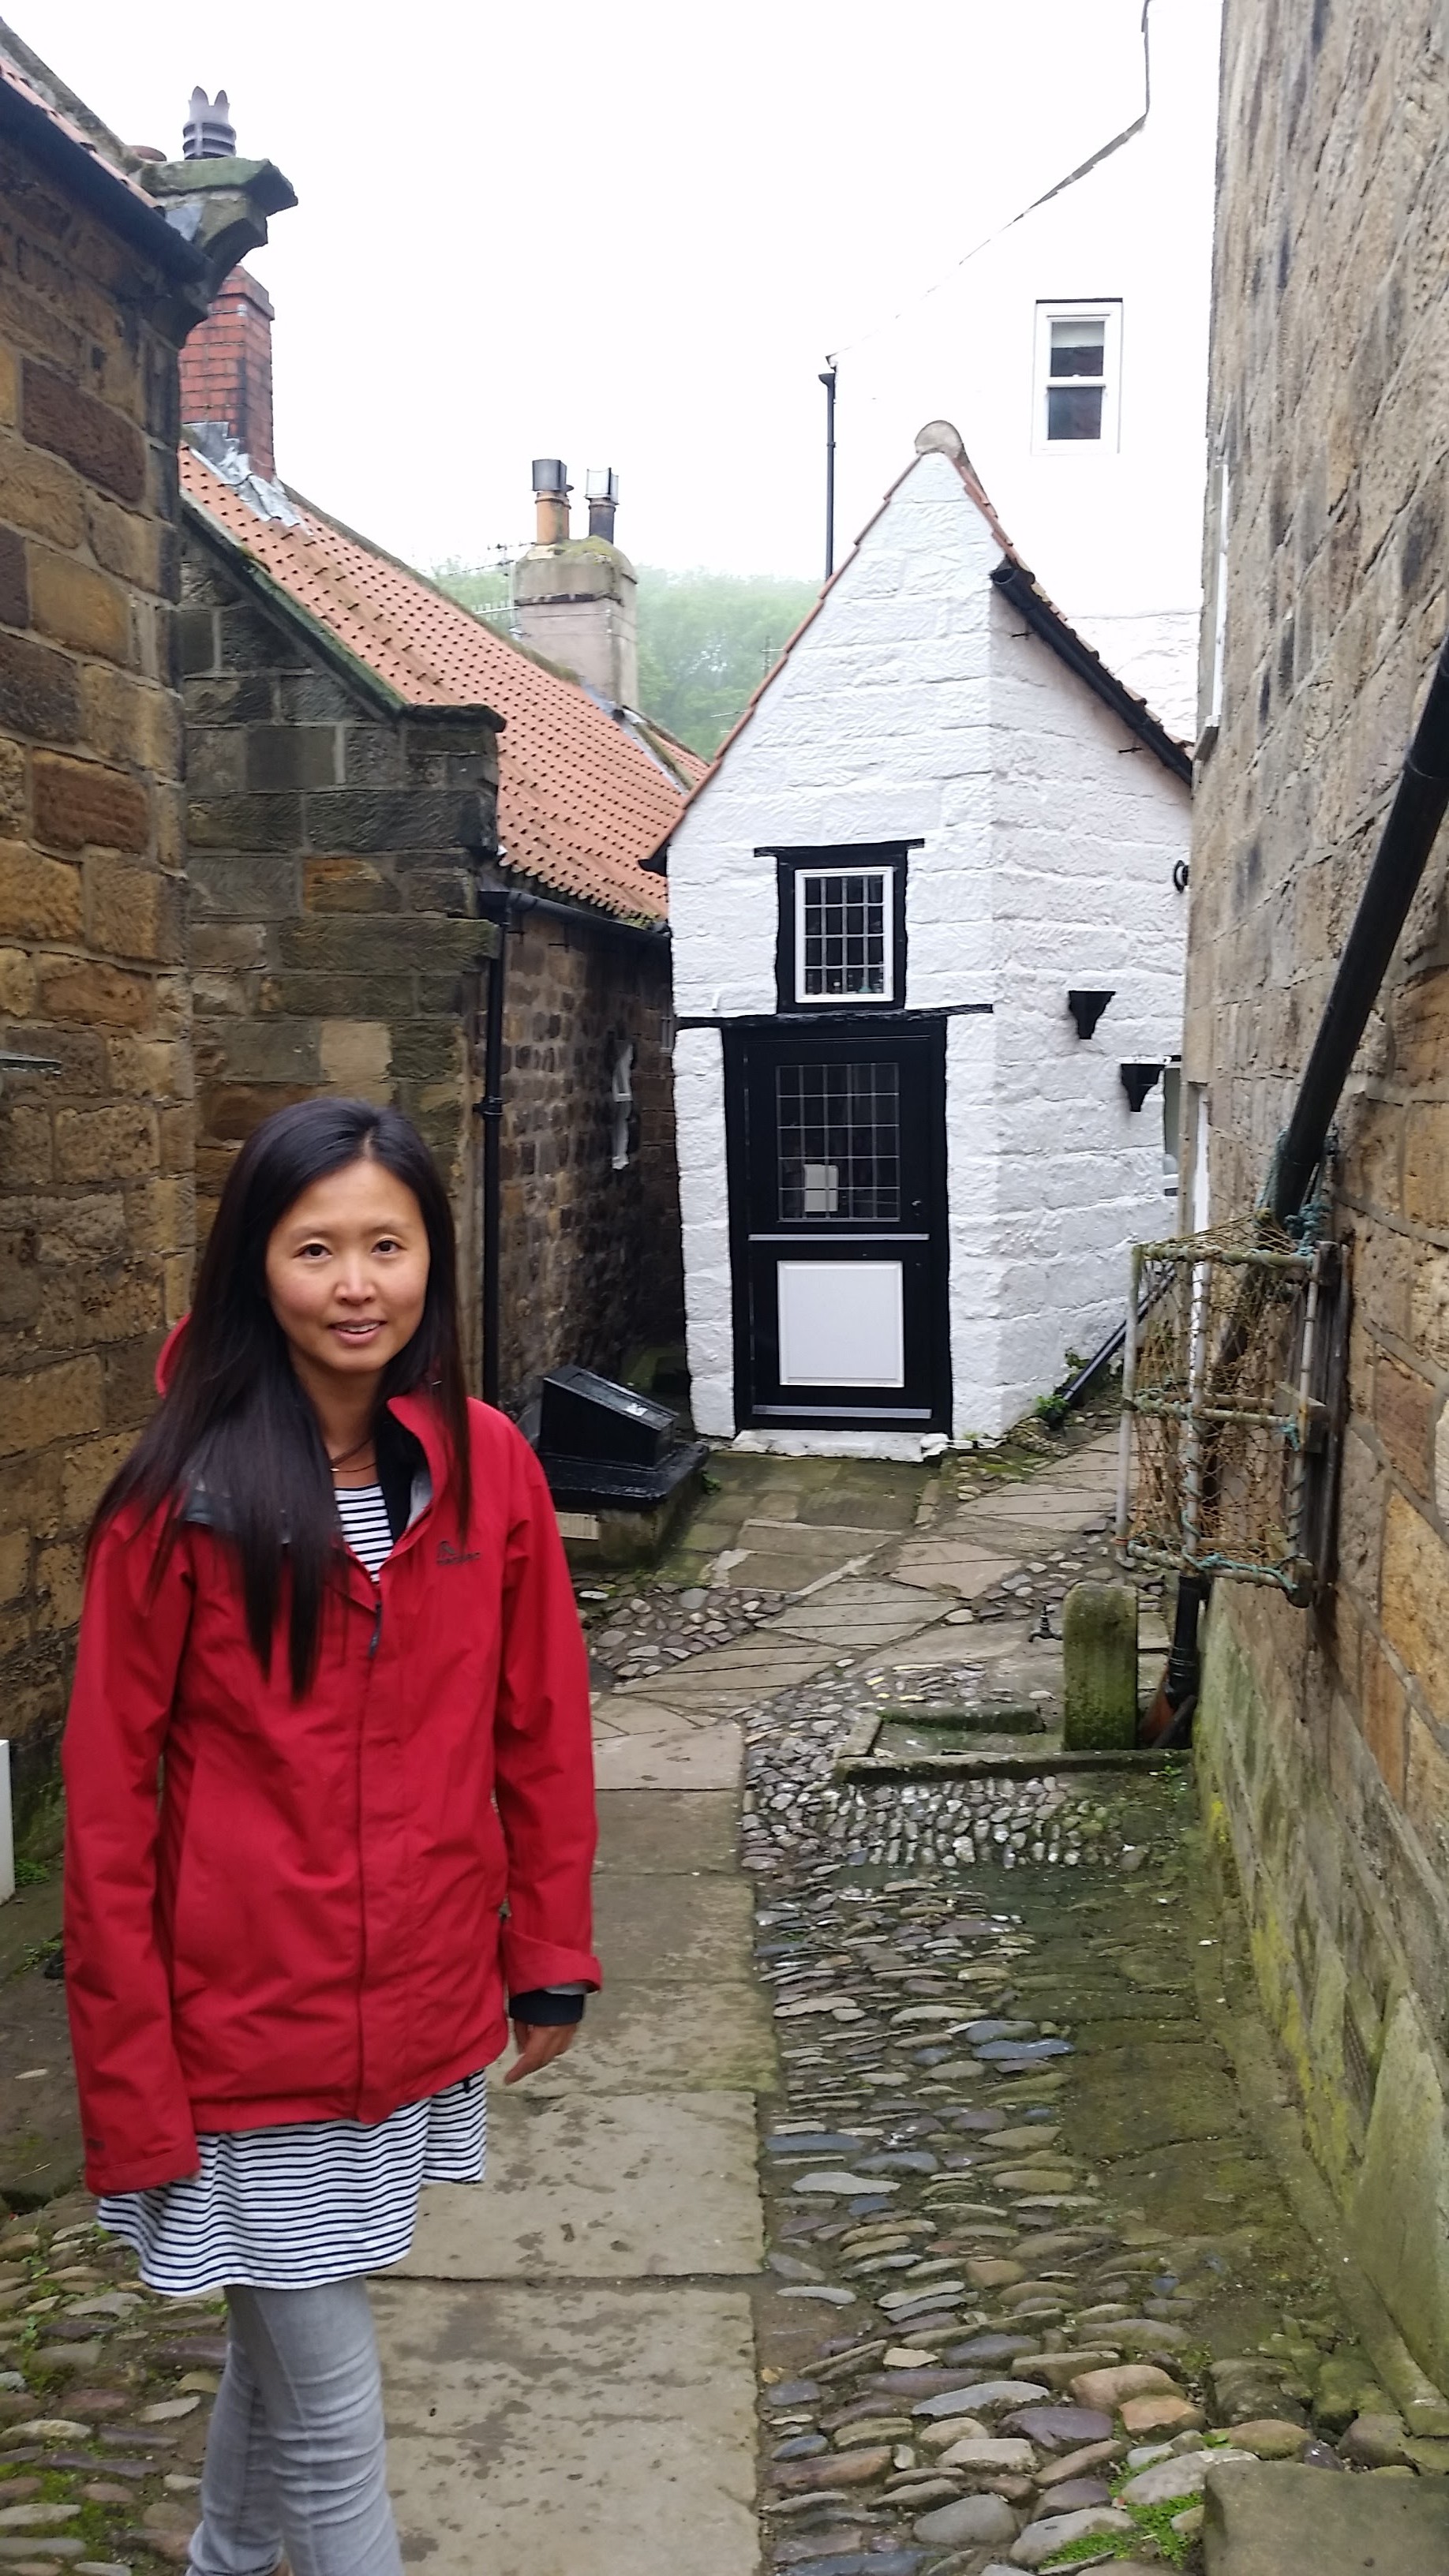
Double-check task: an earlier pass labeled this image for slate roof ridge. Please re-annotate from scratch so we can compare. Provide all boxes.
[642,429,1189,869]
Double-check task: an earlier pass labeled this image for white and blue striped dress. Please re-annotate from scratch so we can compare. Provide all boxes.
[99,1485,488,2296]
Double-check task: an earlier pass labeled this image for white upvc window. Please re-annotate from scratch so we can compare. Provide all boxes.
[1033,301,1123,451]
[794,865,894,1003]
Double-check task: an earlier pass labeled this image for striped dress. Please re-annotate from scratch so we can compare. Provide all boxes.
[98,1485,487,2296]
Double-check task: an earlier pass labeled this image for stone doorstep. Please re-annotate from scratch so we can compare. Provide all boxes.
[1203,2458,1449,2574]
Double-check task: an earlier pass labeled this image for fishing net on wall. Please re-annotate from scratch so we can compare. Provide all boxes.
[1118,1214,1345,1602]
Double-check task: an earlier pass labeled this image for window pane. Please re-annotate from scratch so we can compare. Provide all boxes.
[1050,317,1106,376]
[800,869,889,997]
[777,1061,900,1222]
[1047,384,1104,441]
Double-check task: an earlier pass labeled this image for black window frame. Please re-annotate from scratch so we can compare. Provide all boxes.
[769,843,912,1015]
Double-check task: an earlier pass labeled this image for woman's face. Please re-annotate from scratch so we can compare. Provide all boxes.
[264,1155,430,1389]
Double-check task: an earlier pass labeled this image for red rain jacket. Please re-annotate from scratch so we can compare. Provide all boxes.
[62,1354,599,2195]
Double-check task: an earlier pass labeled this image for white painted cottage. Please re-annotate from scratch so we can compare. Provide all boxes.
[646,424,1191,1459]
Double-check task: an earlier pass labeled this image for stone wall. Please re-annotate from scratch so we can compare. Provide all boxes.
[0,133,194,1814]
[1187,0,1449,2387]
[179,521,500,1380]
[494,909,683,1415]
[181,514,683,1417]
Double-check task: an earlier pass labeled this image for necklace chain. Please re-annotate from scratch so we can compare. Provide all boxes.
[328,1430,376,1473]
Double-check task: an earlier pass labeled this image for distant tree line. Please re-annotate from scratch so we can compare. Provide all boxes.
[431,559,819,758]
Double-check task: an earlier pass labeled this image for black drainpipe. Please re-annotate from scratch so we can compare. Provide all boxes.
[474,880,670,1411]
[478,917,508,1408]
[1267,630,1449,1222]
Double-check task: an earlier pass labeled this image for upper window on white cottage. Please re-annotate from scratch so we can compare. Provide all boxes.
[796,868,893,1002]
[1034,301,1122,449]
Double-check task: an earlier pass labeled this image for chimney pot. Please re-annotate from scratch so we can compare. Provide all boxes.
[586,466,620,542]
[531,459,570,546]
[183,86,237,159]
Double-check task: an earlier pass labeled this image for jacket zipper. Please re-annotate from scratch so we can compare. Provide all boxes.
[367,1584,383,1659]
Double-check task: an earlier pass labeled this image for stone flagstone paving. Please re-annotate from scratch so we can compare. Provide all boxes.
[3,1406,1447,2573]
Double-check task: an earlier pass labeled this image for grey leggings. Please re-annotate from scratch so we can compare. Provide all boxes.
[189,2280,402,2576]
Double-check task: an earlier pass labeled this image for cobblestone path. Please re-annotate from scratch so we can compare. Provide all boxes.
[2,1410,1447,2573]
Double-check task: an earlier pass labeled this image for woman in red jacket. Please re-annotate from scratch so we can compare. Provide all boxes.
[63,1095,600,2576]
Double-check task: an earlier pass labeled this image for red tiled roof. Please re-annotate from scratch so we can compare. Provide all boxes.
[180,448,702,922]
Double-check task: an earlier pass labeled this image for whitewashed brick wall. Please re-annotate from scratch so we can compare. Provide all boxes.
[667,447,1189,1454]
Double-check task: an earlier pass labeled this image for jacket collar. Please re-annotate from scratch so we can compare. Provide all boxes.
[158,1315,457,1530]
[383,1387,453,1511]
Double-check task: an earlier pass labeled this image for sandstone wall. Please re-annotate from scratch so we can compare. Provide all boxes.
[180,519,682,1418]
[0,135,194,1814]
[1188,0,1449,2387]
[495,912,683,1417]
[178,524,499,1382]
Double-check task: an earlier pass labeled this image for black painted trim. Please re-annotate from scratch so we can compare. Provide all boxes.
[678,1005,991,1031]
[722,1014,953,1435]
[773,844,912,1014]
[990,560,1193,783]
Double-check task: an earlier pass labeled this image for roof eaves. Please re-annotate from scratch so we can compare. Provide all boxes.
[988,558,1192,784]
[182,489,502,731]
[0,43,207,284]
[494,853,668,934]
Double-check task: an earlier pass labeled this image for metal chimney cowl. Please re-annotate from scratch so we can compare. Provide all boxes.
[183,87,238,159]
[586,466,620,543]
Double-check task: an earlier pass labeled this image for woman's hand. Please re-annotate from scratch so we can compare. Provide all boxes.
[502,2020,578,2085]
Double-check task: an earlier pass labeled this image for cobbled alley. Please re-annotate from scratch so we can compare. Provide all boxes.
[1,1410,1446,2574]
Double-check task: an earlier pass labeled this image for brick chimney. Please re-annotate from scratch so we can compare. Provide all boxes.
[178,266,275,477]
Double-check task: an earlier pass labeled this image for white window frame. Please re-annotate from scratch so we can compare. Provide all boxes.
[1032,301,1123,454]
[793,863,896,1006]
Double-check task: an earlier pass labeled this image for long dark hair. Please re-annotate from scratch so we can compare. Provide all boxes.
[92,1098,473,1694]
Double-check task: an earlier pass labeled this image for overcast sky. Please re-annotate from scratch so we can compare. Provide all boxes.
[24,0,1148,578]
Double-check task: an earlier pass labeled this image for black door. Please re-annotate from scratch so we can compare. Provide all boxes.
[725,1020,950,1431]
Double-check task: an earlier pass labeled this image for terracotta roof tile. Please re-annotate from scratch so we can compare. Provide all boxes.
[180,448,698,921]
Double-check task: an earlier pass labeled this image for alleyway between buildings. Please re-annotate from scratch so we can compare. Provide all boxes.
[2,1415,1449,2573]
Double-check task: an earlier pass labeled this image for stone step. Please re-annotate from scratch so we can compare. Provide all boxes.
[1204,2458,1449,2574]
